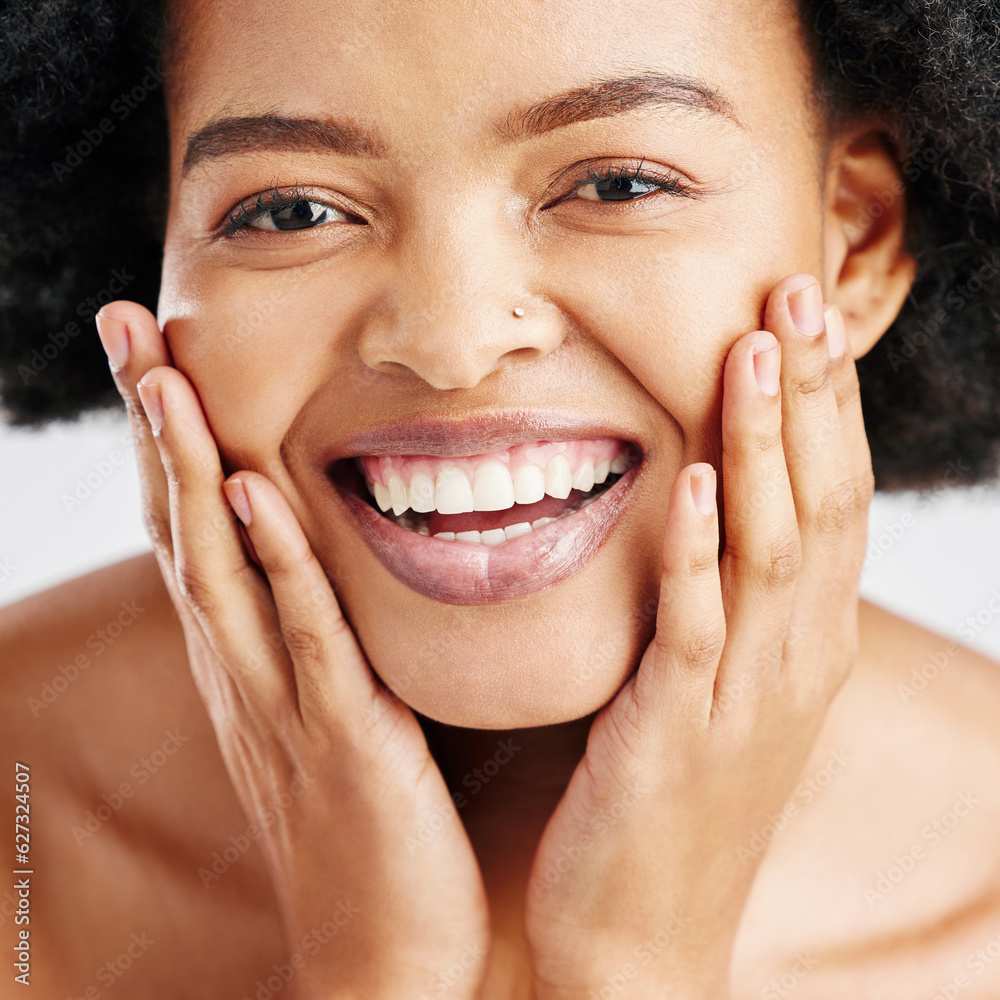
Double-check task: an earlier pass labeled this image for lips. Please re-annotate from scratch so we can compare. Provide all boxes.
[322,410,646,605]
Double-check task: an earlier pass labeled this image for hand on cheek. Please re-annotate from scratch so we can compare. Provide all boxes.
[524,274,870,1000]
[95,301,491,999]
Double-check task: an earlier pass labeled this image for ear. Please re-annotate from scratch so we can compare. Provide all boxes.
[821,128,917,360]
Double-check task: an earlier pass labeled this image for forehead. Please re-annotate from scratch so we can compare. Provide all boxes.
[168,0,816,158]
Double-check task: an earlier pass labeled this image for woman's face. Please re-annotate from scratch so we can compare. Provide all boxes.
[159,0,832,727]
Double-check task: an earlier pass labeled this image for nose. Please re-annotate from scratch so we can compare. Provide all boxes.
[355,216,564,390]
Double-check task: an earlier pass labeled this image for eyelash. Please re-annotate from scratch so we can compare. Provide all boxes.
[565,159,692,203]
[216,161,692,238]
[218,183,319,237]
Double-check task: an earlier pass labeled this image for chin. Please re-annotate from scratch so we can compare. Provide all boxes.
[352,594,650,729]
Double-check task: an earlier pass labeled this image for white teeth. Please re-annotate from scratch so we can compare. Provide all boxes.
[403,495,603,546]
[544,454,573,499]
[365,444,635,516]
[435,468,475,514]
[504,521,533,540]
[480,528,507,546]
[409,472,436,513]
[388,475,409,516]
[571,458,595,492]
[513,464,546,505]
[472,462,516,511]
[373,480,393,512]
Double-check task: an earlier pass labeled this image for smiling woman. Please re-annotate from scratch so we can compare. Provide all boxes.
[2,1,1000,998]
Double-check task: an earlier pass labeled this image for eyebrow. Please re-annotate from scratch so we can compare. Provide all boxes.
[182,72,740,176]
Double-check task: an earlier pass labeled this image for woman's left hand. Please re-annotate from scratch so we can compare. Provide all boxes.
[524,274,873,1000]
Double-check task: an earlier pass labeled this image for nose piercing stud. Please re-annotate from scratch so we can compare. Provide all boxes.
[513,307,525,317]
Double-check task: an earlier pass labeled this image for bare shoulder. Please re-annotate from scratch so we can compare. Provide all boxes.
[856,597,1000,721]
[734,599,1000,998]
[0,551,192,747]
[0,553,282,996]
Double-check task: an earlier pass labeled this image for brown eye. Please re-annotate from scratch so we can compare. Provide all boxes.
[575,172,666,203]
[250,198,349,231]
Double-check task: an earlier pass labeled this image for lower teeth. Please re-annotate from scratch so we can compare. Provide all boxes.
[389,486,609,545]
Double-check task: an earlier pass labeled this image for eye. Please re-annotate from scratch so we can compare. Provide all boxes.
[219,185,360,237]
[251,197,349,231]
[564,161,691,205]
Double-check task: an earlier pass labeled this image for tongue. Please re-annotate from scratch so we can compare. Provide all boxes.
[426,489,586,535]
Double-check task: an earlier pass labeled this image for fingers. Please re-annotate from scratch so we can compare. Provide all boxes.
[223,473,382,727]
[824,304,876,572]
[762,280,864,696]
[134,364,299,716]
[95,302,174,558]
[763,277,857,582]
[96,303,381,736]
[715,326,800,697]
[632,463,725,730]
[715,275,867,711]
[144,368,384,726]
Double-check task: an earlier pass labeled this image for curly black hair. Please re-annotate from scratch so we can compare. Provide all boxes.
[1,0,998,492]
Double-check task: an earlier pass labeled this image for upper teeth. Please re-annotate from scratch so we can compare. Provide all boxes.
[359,440,633,517]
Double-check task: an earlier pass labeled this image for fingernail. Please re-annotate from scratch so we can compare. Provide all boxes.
[136,379,163,435]
[690,467,716,516]
[753,345,780,396]
[787,281,824,337]
[223,478,252,527]
[95,313,130,370]
[825,304,847,359]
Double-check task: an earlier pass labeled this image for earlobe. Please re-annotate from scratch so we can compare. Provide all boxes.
[822,129,917,360]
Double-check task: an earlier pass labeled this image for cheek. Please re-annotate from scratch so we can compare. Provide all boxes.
[535,173,824,452]
[159,263,351,471]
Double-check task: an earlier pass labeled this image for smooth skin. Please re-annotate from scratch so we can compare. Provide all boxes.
[4,0,1000,997]
[101,271,863,1000]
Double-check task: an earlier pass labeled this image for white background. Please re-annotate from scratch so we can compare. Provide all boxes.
[3,410,1000,663]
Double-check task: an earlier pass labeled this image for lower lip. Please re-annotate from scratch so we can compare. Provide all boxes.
[336,462,641,605]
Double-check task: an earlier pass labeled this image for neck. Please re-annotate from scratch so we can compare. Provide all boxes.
[418,713,595,986]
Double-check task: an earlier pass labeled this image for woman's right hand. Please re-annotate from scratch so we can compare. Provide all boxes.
[95,301,490,1000]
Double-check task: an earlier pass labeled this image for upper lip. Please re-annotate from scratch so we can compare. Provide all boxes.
[322,408,646,461]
